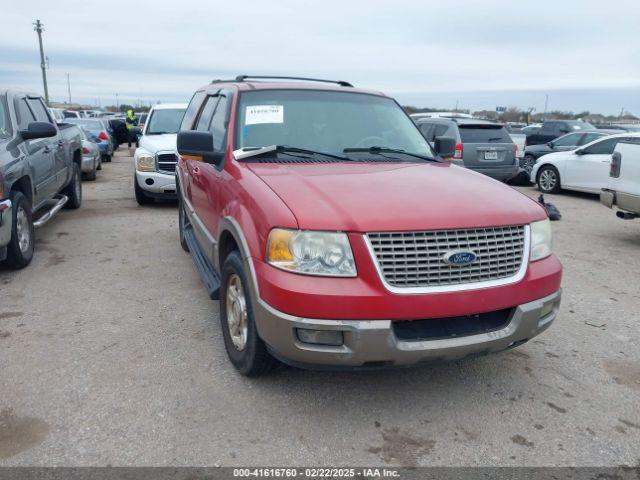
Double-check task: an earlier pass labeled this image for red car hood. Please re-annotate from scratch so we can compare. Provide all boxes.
[246,162,547,231]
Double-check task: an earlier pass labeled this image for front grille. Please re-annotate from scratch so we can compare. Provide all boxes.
[157,153,177,173]
[367,225,526,288]
[393,308,514,341]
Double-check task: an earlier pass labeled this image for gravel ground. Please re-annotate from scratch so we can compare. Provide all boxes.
[1,147,639,467]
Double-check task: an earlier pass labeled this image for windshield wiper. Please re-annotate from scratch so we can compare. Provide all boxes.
[234,145,351,162]
[343,146,437,162]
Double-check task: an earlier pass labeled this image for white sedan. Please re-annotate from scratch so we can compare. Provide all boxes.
[530,132,640,194]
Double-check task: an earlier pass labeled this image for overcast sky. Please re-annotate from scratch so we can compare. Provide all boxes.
[2,0,639,114]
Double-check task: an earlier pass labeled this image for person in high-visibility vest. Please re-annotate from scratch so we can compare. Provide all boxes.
[125,109,139,148]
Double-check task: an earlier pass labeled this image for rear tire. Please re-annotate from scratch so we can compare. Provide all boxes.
[103,155,112,163]
[62,164,82,209]
[2,191,35,269]
[220,251,278,376]
[97,157,102,171]
[134,176,154,206]
[537,165,561,194]
[84,160,97,181]
[178,190,189,252]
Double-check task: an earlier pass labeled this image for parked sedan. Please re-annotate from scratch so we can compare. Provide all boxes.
[522,131,607,174]
[531,133,640,194]
[66,118,114,161]
[79,127,101,181]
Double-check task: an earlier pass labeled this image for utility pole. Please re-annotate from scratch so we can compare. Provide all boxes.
[543,94,549,118]
[66,73,71,104]
[33,20,49,105]
[116,93,119,111]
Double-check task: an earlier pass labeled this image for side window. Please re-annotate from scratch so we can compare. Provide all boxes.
[195,96,219,132]
[210,95,229,151]
[434,124,449,137]
[553,133,582,147]
[583,138,618,155]
[419,123,435,141]
[16,98,36,128]
[580,133,602,145]
[180,91,206,131]
[556,123,570,135]
[27,98,52,123]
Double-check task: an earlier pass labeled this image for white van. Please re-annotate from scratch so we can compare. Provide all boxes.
[601,137,640,219]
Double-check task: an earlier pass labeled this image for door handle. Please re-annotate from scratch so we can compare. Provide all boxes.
[43,147,51,154]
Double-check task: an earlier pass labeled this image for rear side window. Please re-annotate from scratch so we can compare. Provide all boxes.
[27,98,52,123]
[180,91,206,131]
[418,123,435,140]
[195,96,219,132]
[553,133,583,147]
[210,95,229,150]
[0,97,11,138]
[16,98,36,128]
[459,126,511,143]
[581,133,604,144]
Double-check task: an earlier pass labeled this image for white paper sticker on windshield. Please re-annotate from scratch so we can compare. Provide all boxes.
[245,105,284,125]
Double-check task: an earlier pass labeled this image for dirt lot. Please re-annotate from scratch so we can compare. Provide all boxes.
[1,147,639,467]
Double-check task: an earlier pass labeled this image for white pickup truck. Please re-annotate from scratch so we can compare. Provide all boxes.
[133,103,187,205]
[600,138,640,219]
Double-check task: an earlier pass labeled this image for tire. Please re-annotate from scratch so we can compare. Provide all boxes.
[178,189,189,252]
[134,176,154,205]
[536,165,561,194]
[97,157,102,171]
[522,154,537,176]
[84,160,97,181]
[3,191,35,269]
[103,155,112,163]
[220,250,278,376]
[62,163,82,209]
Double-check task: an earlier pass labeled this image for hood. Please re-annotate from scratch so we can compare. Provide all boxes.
[247,161,547,232]
[526,143,551,153]
[139,134,177,153]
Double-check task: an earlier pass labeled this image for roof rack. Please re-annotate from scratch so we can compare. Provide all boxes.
[233,75,353,88]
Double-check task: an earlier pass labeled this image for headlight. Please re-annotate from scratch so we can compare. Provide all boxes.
[530,219,552,261]
[267,229,356,277]
[136,152,155,172]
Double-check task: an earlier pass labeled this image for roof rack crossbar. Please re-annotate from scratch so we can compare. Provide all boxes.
[233,75,353,87]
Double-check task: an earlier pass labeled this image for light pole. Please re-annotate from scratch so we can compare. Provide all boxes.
[33,20,49,105]
[116,93,119,111]
[66,73,71,104]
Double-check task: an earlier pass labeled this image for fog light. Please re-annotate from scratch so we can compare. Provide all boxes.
[296,328,344,346]
[540,301,556,318]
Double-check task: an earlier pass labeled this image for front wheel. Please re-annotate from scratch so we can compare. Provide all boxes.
[537,165,561,194]
[220,251,278,376]
[178,192,189,252]
[522,155,536,175]
[134,176,154,206]
[62,164,82,209]
[2,191,35,269]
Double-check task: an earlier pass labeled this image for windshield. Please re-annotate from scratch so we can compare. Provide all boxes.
[568,121,596,131]
[0,96,11,138]
[66,119,103,132]
[146,108,185,134]
[235,90,434,159]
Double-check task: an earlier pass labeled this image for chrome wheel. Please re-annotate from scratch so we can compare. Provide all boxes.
[539,169,557,192]
[523,156,536,174]
[73,169,81,198]
[225,273,248,351]
[16,206,31,253]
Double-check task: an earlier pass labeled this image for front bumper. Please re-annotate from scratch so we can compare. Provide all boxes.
[135,170,177,198]
[0,199,12,250]
[255,289,561,369]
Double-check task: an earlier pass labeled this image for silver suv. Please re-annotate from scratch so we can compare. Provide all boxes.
[415,118,518,181]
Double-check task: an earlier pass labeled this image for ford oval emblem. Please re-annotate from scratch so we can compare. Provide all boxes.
[443,250,477,266]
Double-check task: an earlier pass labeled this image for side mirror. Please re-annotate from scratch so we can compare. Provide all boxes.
[433,136,457,158]
[547,141,554,148]
[177,130,223,164]
[20,121,57,140]
[574,148,584,155]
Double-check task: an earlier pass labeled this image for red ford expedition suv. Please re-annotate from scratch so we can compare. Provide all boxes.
[175,75,562,376]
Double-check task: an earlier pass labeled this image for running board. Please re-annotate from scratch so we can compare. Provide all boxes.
[33,195,68,229]
[183,224,221,300]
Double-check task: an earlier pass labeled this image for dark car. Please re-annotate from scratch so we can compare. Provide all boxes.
[415,118,518,181]
[526,120,596,146]
[521,131,607,174]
